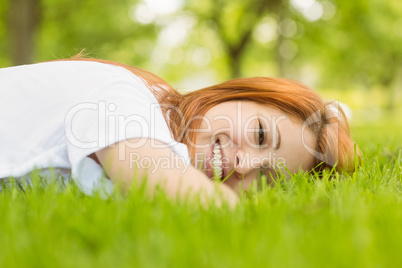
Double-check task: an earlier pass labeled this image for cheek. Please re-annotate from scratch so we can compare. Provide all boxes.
[278,153,304,173]
[277,144,316,173]
[298,130,316,170]
[204,102,240,128]
[194,116,214,144]
[211,117,236,135]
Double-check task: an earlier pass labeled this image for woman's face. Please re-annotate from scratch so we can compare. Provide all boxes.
[192,101,316,192]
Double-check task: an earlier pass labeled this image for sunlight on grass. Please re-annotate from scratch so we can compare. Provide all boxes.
[1,123,401,268]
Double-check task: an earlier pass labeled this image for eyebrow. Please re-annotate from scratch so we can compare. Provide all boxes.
[272,123,281,150]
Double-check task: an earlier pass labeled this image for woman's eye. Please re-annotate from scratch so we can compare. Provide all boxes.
[258,121,265,146]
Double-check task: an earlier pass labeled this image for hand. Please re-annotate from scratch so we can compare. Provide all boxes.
[95,138,239,208]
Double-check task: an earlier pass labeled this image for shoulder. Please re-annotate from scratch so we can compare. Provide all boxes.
[2,60,139,80]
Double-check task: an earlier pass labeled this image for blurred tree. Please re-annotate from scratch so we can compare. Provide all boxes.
[36,0,153,65]
[0,0,400,110]
[9,0,41,65]
[291,0,402,109]
[3,0,161,68]
[185,0,283,78]
[0,0,9,67]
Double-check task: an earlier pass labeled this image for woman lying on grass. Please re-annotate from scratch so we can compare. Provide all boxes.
[0,57,358,206]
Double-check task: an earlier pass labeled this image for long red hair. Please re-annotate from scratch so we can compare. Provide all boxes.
[64,57,359,173]
[174,78,360,173]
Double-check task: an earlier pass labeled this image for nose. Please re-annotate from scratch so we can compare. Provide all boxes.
[234,148,263,175]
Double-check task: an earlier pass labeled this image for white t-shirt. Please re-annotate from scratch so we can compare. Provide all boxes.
[0,61,190,194]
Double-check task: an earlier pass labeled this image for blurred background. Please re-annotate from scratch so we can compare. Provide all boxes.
[1,0,401,125]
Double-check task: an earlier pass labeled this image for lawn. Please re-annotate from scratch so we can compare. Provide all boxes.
[1,121,401,268]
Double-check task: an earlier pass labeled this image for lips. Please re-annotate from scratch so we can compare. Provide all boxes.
[211,141,223,180]
[201,138,231,181]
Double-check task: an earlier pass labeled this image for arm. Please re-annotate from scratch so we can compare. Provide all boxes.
[95,138,238,207]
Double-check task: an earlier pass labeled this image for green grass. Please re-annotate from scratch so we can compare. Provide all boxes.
[1,123,401,268]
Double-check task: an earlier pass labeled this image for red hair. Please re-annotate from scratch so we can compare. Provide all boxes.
[173,78,360,173]
[63,57,360,173]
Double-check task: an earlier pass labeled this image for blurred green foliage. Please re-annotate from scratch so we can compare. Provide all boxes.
[1,0,401,111]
